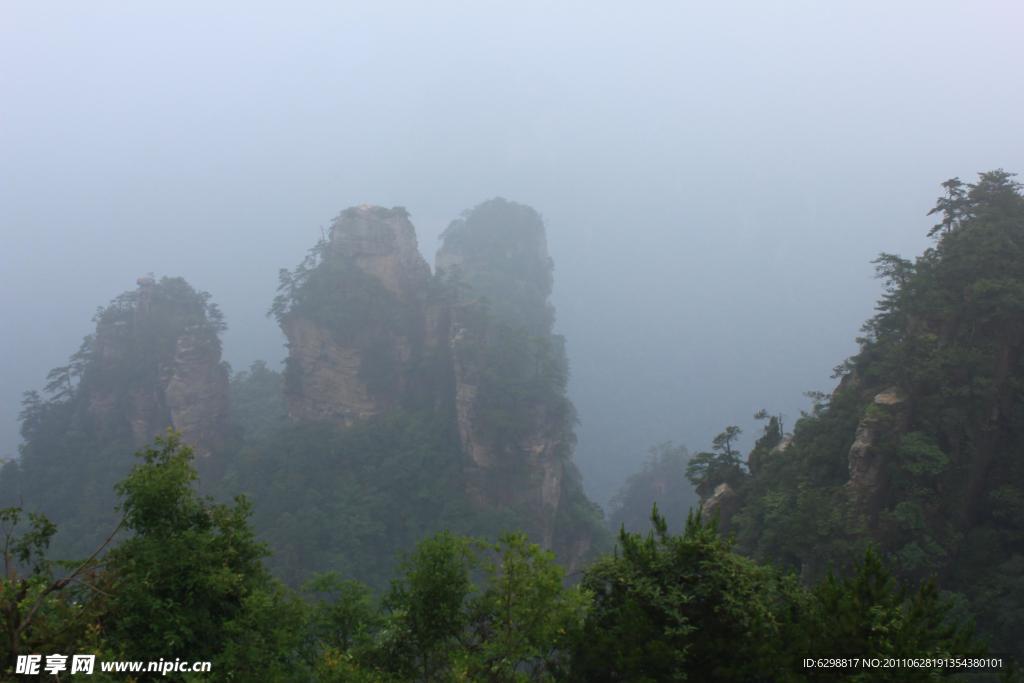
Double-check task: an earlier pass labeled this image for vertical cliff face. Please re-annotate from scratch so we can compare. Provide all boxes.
[164,327,230,456]
[843,386,908,510]
[276,206,432,425]
[282,318,379,423]
[436,199,575,549]
[83,277,229,455]
[276,199,602,562]
[446,304,572,547]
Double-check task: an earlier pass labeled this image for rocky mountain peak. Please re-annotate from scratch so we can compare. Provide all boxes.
[327,205,430,299]
[276,199,600,563]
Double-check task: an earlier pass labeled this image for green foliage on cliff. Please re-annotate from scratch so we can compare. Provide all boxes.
[726,171,1024,658]
[731,386,868,575]
[456,313,576,456]
[271,238,414,342]
[439,198,555,335]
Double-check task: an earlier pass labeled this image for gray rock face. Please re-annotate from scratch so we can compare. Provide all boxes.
[846,387,908,505]
[847,420,881,497]
[701,482,738,526]
[448,310,493,469]
[282,206,431,424]
[165,328,229,456]
[283,316,379,425]
[328,205,431,298]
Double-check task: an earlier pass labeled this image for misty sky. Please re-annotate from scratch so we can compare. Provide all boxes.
[2,2,1022,507]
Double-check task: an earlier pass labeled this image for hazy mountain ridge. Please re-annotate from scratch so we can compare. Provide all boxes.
[1,198,605,584]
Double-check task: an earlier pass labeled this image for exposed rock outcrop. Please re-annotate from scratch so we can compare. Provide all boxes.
[277,199,599,561]
[701,482,738,527]
[771,435,794,455]
[282,317,378,424]
[845,387,908,507]
[327,205,431,299]
[164,327,229,456]
[280,206,431,425]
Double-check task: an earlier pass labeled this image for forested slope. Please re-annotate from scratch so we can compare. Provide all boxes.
[688,171,1024,658]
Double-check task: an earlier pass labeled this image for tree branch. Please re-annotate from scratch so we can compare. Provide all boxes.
[15,515,124,638]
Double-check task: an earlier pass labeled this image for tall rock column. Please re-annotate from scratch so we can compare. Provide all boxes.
[436,198,583,552]
[276,205,432,425]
